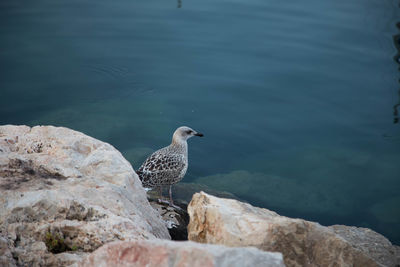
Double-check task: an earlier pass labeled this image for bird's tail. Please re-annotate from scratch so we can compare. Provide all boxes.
[136,169,152,189]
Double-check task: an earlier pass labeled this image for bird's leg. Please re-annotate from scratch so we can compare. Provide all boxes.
[168,185,183,210]
[157,186,171,205]
[157,186,163,201]
[157,186,170,205]
[169,185,174,206]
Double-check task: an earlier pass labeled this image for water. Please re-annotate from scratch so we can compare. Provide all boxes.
[1,0,400,244]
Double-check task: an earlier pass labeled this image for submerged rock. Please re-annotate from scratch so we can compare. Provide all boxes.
[369,196,400,224]
[188,192,400,267]
[172,182,241,204]
[0,125,170,266]
[79,239,285,267]
[193,170,354,217]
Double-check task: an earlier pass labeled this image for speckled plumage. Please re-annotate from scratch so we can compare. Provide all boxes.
[136,143,188,187]
[136,126,203,205]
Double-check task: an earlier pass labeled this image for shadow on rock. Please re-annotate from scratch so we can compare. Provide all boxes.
[146,182,241,241]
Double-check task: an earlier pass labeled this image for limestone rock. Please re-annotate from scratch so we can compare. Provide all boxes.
[79,239,285,267]
[0,125,170,266]
[396,246,400,265]
[0,236,16,267]
[329,225,399,267]
[188,192,399,267]
[146,183,239,241]
[369,196,400,224]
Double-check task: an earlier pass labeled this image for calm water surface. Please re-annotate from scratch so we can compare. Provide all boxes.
[1,0,400,243]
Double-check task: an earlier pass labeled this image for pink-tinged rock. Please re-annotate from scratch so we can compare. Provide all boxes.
[188,192,399,267]
[80,239,285,267]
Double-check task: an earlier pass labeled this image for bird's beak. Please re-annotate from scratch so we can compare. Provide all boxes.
[194,132,204,137]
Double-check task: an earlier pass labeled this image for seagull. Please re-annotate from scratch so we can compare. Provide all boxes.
[136,126,203,206]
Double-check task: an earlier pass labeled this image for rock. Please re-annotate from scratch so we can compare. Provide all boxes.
[0,125,170,266]
[145,183,240,241]
[0,236,16,267]
[148,198,189,241]
[396,246,400,265]
[188,192,399,267]
[329,225,399,267]
[79,239,285,267]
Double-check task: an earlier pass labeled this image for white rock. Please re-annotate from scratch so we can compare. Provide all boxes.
[0,125,170,266]
[188,192,399,267]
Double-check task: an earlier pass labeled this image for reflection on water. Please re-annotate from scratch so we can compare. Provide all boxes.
[0,0,400,244]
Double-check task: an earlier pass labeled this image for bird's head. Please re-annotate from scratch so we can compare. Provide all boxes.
[172,126,203,144]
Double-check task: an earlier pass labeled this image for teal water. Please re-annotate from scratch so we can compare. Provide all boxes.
[1,0,400,243]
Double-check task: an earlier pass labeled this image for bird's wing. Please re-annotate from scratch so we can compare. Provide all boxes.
[137,151,185,186]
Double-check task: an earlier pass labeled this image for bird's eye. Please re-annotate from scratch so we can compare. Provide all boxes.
[186,130,192,134]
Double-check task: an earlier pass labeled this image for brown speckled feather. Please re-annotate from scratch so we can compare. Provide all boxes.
[136,126,203,195]
[136,146,187,187]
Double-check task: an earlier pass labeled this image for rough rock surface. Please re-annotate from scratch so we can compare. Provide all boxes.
[145,186,188,240]
[329,225,400,267]
[79,239,285,267]
[188,192,400,267]
[148,198,189,241]
[146,183,239,241]
[0,125,170,266]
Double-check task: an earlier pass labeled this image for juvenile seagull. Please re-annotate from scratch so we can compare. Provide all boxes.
[136,126,203,205]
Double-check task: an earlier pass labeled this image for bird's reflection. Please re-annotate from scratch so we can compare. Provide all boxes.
[177,0,182,8]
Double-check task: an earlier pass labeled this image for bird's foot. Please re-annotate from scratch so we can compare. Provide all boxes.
[168,200,184,211]
[169,203,184,211]
[157,198,171,205]
[157,199,184,211]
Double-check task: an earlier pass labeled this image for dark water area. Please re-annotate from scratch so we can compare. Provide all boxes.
[1,0,400,244]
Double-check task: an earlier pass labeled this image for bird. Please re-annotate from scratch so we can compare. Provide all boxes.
[136,126,203,206]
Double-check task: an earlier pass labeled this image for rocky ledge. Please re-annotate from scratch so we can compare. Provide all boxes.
[188,192,400,267]
[0,125,169,266]
[1,125,399,267]
[0,125,284,267]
